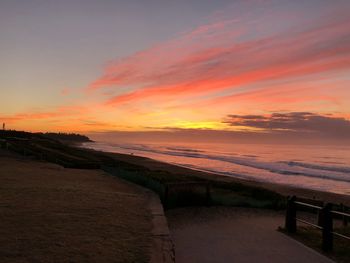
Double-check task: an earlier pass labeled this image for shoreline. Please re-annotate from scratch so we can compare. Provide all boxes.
[2,149,342,263]
[2,130,349,206]
[94,149,350,206]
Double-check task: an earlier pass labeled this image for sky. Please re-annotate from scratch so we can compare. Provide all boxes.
[1,0,350,143]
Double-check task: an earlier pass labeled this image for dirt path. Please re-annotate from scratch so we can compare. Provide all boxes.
[0,153,154,263]
[166,207,334,263]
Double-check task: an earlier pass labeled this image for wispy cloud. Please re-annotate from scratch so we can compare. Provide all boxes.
[3,0,350,134]
[88,1,350,111]
[0,106,90,130]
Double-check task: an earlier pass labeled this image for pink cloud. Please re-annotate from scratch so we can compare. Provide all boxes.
[4,1,350,133]
[87,3,350,111]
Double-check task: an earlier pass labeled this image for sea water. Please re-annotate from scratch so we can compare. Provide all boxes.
[82,141,350,196]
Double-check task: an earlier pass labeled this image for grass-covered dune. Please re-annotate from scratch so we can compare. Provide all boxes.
[2,130,349,263]
[0,148,153,263]
[2,130,348,210]
[0,130,286,209]
[0,130,91,142]
[0,130,102,168]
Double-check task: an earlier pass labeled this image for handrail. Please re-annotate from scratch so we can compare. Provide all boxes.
[295,201,322,210]
[162,181,211,209]
[331,210,350,218]
[285,195,350,252]
[296,218,322,230]
[333,232,350,241]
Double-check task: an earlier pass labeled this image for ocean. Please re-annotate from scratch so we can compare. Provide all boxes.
[82,141,350,196]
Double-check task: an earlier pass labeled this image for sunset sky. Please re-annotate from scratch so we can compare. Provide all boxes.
[1,0,350,142]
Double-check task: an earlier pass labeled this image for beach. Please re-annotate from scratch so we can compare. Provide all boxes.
[3,0,350,262]
[1,138,349,263]
[83,140,350,202]
[101,151,350,206]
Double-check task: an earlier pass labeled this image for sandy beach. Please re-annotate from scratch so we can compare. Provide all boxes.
[2,0,350,261]
[104,152,350,206]
[0,142,348,263]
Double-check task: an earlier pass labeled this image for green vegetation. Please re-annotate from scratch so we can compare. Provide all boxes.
[0,130,91,142]
[103,163,284,209]
[1,129,285,210]
[0,130,102,168]
[39,132,92,142]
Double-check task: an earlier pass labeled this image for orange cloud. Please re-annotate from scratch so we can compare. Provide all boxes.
[0,106,91,130]
[88,9,350,111]
[3,1,350,134]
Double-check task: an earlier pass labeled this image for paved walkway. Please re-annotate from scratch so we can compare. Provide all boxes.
[166,207,334,263]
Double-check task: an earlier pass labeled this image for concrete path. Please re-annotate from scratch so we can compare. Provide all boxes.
[149,194,175,263]
[166,207,334,263]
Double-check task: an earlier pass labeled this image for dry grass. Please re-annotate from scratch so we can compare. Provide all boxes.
[0,153,152,263]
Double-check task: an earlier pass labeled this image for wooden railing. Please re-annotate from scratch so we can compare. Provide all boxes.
[285,196,350,252]
[162,181,211,208]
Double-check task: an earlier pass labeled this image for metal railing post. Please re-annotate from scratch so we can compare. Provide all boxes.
[285,196,297,233]
[321,203,333,252]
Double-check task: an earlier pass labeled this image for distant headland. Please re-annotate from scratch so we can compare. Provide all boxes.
[0,129,92,143]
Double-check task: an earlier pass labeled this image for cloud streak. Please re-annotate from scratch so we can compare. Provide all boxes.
[224,112,350,138]
[2,0,350,135]
[88,0,350,112]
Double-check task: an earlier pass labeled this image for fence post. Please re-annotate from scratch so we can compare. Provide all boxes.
[317,201,324,227]
[205,183,211,206]
[285,196,297,233]
[163,184,169,209]
[340,204,348,227]
[321,203,333,252]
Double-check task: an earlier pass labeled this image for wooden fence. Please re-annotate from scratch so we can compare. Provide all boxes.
[162,181,211,209]
[285,196,350,252]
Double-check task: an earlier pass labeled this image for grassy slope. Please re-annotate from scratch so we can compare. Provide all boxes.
[0,130,285,209]
[0,152,152,263]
